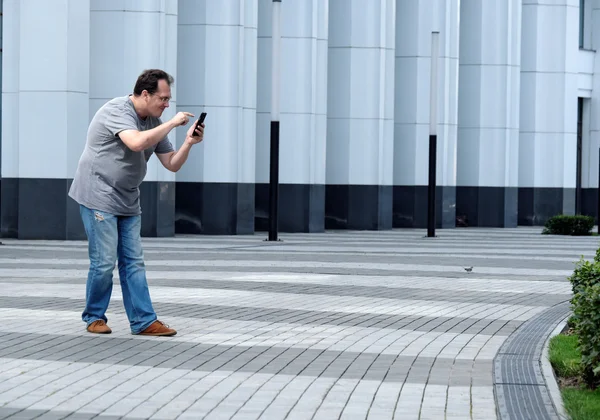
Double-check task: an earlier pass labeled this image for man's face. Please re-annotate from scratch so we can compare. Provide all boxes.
[146,79,171,117]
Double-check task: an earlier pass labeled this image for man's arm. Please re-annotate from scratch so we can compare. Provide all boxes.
[157,119,205,172]
[156,143,192,172]
[119,112,194,152]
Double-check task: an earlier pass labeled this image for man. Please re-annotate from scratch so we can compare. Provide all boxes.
[69,69,204,336]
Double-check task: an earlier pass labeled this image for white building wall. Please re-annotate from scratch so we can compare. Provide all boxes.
[176,0,256,186]
[326,0,395,230]
[393,0,460,228]
[255,0,328,232]
[1,0,20,180]
[580,95,592,210]
[570,0,597,219]
[518,0,579,224]
[1,0,89,239]
[1,0,21,238]
[456,0,521,227]
[174,0,257,234]
[587,0,600,193]
[0,0,598,238]
[6,0,89,180]
[256,0,328,186]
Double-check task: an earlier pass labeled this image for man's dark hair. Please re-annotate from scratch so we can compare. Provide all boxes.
[133,69,174,95]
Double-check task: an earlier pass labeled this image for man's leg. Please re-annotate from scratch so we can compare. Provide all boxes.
[80,205,118,334]
[117,213,176,336]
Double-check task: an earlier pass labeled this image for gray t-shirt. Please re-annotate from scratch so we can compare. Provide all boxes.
[68,95,174,216]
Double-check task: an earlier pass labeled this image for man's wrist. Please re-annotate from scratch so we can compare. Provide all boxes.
[166,119,178,130]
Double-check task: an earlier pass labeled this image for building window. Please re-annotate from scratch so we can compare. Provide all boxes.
[580,0,585,48]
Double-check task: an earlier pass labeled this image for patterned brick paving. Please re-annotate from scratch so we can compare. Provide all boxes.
[0,227,594,419]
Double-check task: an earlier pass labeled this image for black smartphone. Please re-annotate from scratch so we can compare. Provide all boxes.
[193,112,207,136]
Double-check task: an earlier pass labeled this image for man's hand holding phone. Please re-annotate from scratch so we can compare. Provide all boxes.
[185,112,206,145]
[171,111,194,127]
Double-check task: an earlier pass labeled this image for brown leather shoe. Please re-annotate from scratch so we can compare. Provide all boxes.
[138,320,176,336]
[87,320,111,334]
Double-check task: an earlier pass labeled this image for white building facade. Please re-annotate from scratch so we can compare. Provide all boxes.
[0,0,596,239]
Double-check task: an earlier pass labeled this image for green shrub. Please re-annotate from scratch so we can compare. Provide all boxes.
[569,250,600,389]
[542,214,595,236]
[571,283,600,389]
[569,253,600,295]
[569,253,600,334]
[567,314,577,330]
[569,248,600,389]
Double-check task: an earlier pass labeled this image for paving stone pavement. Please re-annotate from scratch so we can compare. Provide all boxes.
[0,227,596,419]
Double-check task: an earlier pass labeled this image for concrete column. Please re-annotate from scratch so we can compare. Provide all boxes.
[175,0,257,235]
[518,0,579,225]
[1,0,90,239]
[580,94,593,217]
[583,0,600,219]
[89,0,178,237]
[0,0,18,238]
[255,0,328,232]
[456,0,521,227]
[326,0,395,230]
[393,0,460,228]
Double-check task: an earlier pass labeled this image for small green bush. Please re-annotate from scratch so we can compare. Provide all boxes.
[569,252,600,295]
[571,283,600,389]
[567,315,576,329]
[569,250,600,389]
[542,214,595,236]
[568,254,600,331]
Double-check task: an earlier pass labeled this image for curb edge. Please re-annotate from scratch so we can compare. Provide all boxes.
[540,315,570,420]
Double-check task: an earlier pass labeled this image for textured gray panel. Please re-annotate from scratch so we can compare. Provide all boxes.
[0,296,524,336]
[493,302,569,419]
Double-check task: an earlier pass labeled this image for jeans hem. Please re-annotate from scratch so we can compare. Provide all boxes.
[84,317,107,327]
[130,317,158,335]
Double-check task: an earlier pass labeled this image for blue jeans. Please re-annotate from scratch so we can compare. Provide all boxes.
[79,205,157,334]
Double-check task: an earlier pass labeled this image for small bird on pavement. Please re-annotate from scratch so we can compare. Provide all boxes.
[464,266,473,273]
